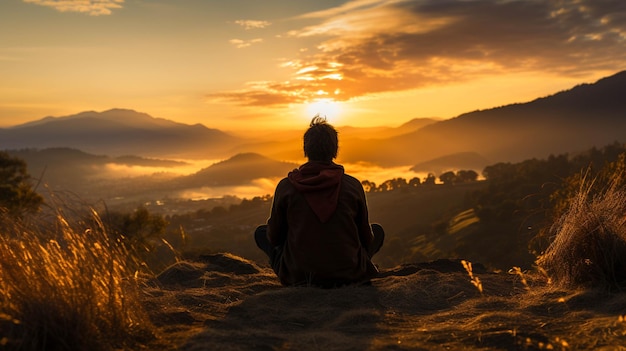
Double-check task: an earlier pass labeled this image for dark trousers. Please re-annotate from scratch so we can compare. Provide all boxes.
[254,224,385,273]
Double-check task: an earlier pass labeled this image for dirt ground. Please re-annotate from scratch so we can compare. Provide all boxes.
[141,253,626,350]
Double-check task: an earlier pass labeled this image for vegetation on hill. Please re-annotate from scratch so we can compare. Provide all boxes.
[0,151,43,217]
[176,153,297,188]
[537,153,626,290]
[0,207,155,351]
[459,142,626,269]
[1,141,626,349]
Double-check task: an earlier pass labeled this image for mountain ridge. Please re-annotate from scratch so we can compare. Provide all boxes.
[344,70,626,167]
[0,109,240,159]
[175,152,298,188]
[2,71,626,168]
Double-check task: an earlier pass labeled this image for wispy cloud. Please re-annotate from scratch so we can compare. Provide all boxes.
[229,38,264,49]
[234,20,271,30]
[23,0,124,16]
[210,0,626,107]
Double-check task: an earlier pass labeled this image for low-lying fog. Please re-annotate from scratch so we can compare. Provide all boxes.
[96,158,429,200]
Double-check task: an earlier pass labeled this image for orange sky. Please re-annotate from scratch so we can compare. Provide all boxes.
[0,0,624,131]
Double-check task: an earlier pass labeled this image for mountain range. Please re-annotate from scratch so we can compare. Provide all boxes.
[6,148,295,201]
[174,153,298,188]
[337,70,626,168]
[2,71,626,173]
[0,109,240,159]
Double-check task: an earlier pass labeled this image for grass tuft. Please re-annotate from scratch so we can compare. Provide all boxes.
[537,175,626,290]
[461,259,483,294]
[0,207,155,351]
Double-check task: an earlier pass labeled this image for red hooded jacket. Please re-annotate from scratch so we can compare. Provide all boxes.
[267,161,378,286]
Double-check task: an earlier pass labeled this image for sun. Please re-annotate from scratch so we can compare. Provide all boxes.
[305,98,342,123]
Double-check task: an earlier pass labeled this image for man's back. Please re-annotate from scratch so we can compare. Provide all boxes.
[254,117,384,287]
[267,166,378,286]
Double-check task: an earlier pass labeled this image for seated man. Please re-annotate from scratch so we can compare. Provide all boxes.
[255,116,384,287]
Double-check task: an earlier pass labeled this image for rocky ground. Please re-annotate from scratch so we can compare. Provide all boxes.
[141,253,626,350]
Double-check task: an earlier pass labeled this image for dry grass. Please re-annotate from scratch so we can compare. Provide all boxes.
[537,175,626,290]
[0,207,155,350]
[146,253,626,350]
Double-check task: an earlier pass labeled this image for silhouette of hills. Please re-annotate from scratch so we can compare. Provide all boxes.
[0,109,240,159]
[340,117,439,139]
[5,148,187,195]
[3,72,626,169]
[341,70,626,167]
[410,152,491,174]
[173,153,298,188]
[228,118,440,162]
[6,148,297,201]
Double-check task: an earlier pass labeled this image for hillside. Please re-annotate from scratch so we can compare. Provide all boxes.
[173,153,298,188]
[143,253,626,351]
[340,70,626,167]
[410,151,492,174]
[6,148,186,192]
[2,72,626,170]
[226,118,439,161]
[4,149,296,204]
[0,109,240,159]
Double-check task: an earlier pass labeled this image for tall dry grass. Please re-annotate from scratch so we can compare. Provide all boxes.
[537,173,626,290]
[0,207,154,350]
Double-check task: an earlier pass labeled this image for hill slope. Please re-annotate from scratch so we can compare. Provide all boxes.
[144,253,626,351]
[341,70,626,166]
[0,109,240,159]
[174,153,298,188]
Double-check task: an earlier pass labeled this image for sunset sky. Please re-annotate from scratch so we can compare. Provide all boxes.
[0,0,624,131]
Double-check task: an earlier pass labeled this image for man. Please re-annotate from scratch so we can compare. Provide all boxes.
[255,116,384,287]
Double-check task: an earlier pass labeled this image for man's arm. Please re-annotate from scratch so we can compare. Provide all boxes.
[355,181,374,249]
[267,179,289,247]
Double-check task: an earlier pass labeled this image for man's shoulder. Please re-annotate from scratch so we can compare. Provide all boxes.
[343,173,361,183]
[342,173,364,189]
[276,177,292,187]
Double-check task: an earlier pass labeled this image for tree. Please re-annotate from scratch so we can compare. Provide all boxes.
[361,180,377,192]
[439,171,457,185]
[106,206,168,252]
[423,173,436,185]
[456,170,479,183]
[408,177,421,187]
[0,151,43,216]
[378,178,408,192]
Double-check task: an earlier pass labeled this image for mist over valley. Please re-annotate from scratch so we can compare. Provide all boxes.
[3,71,626,271]
[2,71,626,206]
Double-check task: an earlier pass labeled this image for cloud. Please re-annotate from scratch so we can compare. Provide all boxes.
[234,20,271,30]
[212,0,626,107]
[23,0,124,15]
[229,38,264,49]
[208,80,309,106]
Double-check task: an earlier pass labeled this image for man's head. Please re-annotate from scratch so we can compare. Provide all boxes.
[303,116,338,162]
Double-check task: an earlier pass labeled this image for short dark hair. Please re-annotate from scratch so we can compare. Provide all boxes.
[303,116,338,162]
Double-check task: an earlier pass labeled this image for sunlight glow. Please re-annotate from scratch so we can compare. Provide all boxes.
[305,98,342,123]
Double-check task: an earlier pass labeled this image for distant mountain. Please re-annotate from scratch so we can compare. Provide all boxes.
[341,70,626,167]
[0,109,240,159]
[395,118,440,134]
[6,148,187,193]
[228,118,439,161]
[174,153,298,188]
[7,149,297,201]
[339,118,438,139]
[410,152,491,175]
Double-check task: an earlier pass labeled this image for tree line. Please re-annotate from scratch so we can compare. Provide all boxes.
[361,169,479,192]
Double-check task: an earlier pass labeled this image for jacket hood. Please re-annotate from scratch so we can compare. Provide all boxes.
[287,161,344,223]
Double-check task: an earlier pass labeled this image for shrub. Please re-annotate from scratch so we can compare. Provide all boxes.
[0,207,154,350]
[537,176,626,290]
